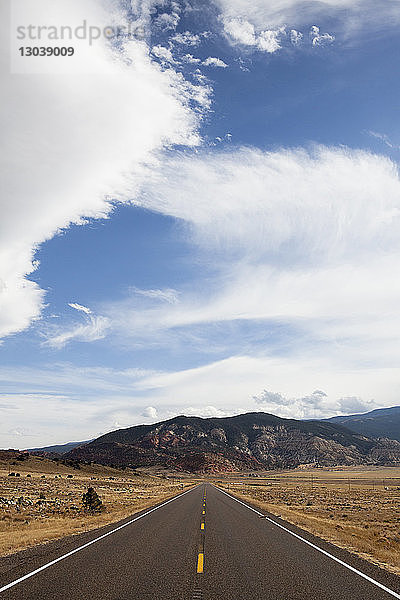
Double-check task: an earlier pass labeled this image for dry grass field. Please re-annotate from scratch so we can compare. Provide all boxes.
[0,453,192,557]
[214,466,400,575]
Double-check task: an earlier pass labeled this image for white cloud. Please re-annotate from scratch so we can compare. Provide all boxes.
[152,44,176,63]
[44,304,110,348]
[155,11,180,31]
[202,57,228,68]
[68,303,92,315]
[338,396,376,414]
[290,29,303,45]
[254,390,286,405]
[223,18,257,46]
[310,25,335,46]
[0,0,207,341]
[223,18,286,53]
[132,287,180,304]
[183,405,233,418]
[183,53,202,64]
[171,31,201,46]
[253,387,378,419]
[257,27,286,52]
[142,406,158,419]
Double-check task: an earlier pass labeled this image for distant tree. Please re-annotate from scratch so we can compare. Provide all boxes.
[82,487,103,513]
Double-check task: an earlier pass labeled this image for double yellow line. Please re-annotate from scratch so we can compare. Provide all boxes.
[197,488,207,574]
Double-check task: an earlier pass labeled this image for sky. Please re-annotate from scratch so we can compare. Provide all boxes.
[1,0,400,448]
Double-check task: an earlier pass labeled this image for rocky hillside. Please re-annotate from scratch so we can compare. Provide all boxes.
[67,412,400,473]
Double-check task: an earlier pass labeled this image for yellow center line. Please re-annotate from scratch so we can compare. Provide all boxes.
[202,509,205,514]
[197,553,204,573]
[201,522,205,530]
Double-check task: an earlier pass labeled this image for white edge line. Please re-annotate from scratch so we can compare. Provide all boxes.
[213,485,400,600]
[0,484,201,594]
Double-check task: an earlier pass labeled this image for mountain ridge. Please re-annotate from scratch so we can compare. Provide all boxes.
[324,405,400,442]
[66,411,400,473]
[28,440,92,455]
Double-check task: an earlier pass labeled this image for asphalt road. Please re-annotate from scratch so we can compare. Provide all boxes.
[1,483,400,600]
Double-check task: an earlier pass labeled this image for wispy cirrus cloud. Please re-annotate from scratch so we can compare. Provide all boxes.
[366,131,400,150]
[131,287,180,304]
[43,303,110,348]
[92,145,400,377]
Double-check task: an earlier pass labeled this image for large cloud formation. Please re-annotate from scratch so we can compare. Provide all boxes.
[0,0,205,340]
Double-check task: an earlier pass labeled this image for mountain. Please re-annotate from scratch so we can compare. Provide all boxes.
[29,440,91,455]
[325,406,400,442]
[66,412,400,473]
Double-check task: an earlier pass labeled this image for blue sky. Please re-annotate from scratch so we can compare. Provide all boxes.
[2,0,400,447]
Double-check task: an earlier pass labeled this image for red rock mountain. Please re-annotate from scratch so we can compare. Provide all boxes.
[66,412,400,473]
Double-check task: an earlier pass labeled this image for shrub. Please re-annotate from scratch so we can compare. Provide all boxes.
[82,487,103,513]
